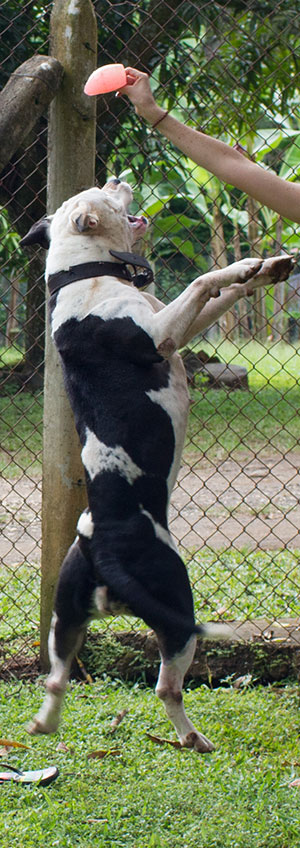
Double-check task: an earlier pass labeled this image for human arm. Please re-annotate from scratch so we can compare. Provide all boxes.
[122,68,300,224]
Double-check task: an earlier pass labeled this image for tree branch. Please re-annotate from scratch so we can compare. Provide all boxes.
[0,54,64,175]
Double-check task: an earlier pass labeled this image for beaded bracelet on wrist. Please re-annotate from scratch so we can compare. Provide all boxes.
[151,109,169,129]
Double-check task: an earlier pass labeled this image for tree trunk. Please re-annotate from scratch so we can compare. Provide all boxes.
[247,196,266,340]
[211,201,236,339]
[5,275,20,346]
[271,217,286,339]
[233,222,251,339]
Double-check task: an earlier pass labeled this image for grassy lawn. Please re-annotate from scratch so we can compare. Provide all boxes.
[1,677,300,847]
[0,382,43,477]
[187,340,300,456]
[2,547,300,661]
[0,344,24,369]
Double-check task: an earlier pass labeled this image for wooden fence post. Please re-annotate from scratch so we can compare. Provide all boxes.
[40,0,97,670]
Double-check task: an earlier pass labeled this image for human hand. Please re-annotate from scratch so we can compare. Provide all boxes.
[120,67,164,124]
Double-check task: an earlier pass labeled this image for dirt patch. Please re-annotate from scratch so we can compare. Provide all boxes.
[1,449,300,566]
[171,448,300,551]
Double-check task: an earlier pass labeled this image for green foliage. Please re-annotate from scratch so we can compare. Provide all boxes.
[0,345,24,368]
[0,209,28,346]
[0,0,49,82]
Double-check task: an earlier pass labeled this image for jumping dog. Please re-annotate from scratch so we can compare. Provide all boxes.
[22,180,293,751]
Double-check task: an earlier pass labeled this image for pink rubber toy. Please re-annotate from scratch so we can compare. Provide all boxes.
[84,64,127,95]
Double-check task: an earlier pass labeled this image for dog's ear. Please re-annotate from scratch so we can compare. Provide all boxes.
[20,217,52,250]
[70,206,99,233]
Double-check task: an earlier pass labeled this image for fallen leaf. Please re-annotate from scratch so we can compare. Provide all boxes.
[75,655,93,685]
[0,747,12,757]
[0,739,29,750]
[282,761,300,768]
[110,709,128,733]
[216,605,228,616]
[87,819,108,824]
[233,673,253,690]
[146,733,181,749]
[289,779,300,788]
[87,749,121,760]
[56,741,70,753]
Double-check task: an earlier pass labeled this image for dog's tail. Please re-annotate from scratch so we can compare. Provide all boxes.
[95,554,231,642]
[201,622,233,641]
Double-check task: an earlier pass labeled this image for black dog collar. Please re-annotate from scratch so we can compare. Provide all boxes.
[47,251,154,296]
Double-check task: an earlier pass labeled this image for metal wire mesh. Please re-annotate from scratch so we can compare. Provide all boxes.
[1,0,300,671]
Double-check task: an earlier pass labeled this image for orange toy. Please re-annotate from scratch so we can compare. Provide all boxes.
[84,64,127,95]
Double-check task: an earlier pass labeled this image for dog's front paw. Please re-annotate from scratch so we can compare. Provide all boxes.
[180,730,215,753]
[230,257,263,283]
[253,254,294,285]
[233,254,294,295]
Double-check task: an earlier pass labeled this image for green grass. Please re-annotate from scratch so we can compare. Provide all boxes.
[0,384,43,477]
[1,678,300,847]
[0,562,40,646]
[187,340,300,456]
[0,344,24,369]
[2,550,300,661]
[189,547,300,620]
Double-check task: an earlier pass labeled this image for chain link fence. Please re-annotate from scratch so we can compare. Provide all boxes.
[1,0,300,675]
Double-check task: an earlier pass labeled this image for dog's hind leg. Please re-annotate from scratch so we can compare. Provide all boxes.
[28,612,86,735]
[156,635,215,753]
[28,540,93,735]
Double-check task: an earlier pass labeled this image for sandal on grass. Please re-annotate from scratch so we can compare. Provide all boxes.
[0,763,59,786]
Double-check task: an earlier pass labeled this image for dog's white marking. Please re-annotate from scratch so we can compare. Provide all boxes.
[51,279,153,338]
[146,374,188,494]
[88,291,153,328]
[51,280,101,336]
[81,427,143,484]
[27,614,70,734]
[141,508,177,551]
[77,510,94,539]
[156,635,214,752]
[93,586,109,617]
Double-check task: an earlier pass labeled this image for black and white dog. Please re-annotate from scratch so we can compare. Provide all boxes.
[22,180,292,752]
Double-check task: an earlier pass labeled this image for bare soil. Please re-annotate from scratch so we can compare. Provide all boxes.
[1,448,300,566]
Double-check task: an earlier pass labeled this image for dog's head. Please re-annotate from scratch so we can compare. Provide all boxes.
[21,180,148,254]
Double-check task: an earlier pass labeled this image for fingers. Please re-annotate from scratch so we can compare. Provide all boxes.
[124,67,149,84]
[116,67,149,100]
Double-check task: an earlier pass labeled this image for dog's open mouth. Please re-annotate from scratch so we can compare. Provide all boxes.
[127,214,148,232]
